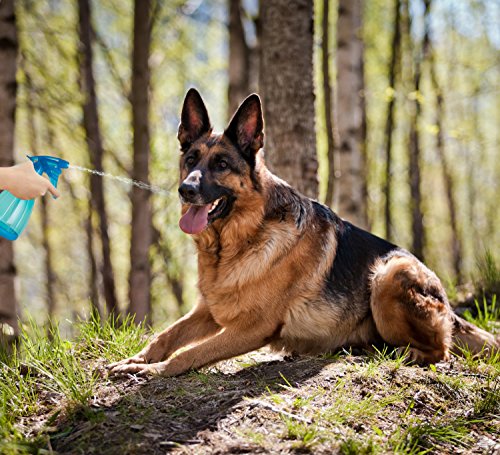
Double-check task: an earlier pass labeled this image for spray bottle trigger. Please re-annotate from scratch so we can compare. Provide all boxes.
[27,155,70,189]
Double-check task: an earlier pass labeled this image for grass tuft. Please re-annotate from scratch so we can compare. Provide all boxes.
[463,295,500,334]
[454,342,500,374]
[473,380,500,417]
[392,418,474,454]
[282,416,319,450]
[476,249,500,295]
[75,313,149,362]
[340,437,378,455]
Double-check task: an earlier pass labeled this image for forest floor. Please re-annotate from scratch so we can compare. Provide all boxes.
[1,304,499,455]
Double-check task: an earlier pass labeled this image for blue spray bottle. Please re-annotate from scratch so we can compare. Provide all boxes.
[0,155,69,241]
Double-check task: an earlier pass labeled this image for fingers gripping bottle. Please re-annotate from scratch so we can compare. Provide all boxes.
[0,155,69,241]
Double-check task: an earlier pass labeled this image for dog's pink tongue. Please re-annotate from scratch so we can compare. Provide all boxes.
[179,204,211,234]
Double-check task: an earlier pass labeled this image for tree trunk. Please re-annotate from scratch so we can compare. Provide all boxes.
[426,1,462,282]
[78,0,119,318]
[336,0,368,228]
[383,0,401,242]
[85,198,101,318]
[152,226,184,316]
[40,194,56,319]
[24,68,57,323]
[227,0,250,119]
[322,0,337,208]
[0,0,19,340]
[64,177,102,318]
[249,8,260,94]
[407,0,429,261]
[127,0,153,324]
[259,0,318,199]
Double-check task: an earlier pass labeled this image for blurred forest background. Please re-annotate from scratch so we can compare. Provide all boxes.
[0,0,499,338]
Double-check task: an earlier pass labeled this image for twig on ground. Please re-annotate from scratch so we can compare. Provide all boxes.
[244,398,312,424]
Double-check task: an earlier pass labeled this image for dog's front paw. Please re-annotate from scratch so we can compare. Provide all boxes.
[107,339,168,372]
[109,357,189,377]
[108,362,163,377]
[396,346,449,366]
[107,354,148,372]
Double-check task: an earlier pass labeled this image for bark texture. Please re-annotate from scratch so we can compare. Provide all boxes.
[127,0,153,324]
[322,0,337,208]
[336,0,368,228]
[152,226,184,316]
[40,195,56,320]
[259,0,318,199]
[78,0,119,318]
[0,0,19,337]
[85,198,101,318]
[65,176,101,317]
[407,0,429,261]
[383,0,401,242]
[426,0,462,282]
[25,68,57,322]
[228,0,250,119]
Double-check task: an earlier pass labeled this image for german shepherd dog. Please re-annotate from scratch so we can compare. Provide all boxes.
[109,89,499,377]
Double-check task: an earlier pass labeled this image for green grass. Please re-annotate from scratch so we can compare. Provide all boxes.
[0,315,148,453]
[473,379,500,417]
[372,344,411,368]
[463,295,500,333]
[475,249,500,295]
[391,418,475,454]
[454,342,500,374]
[320,384,403,426]
[75,313,149,362]
[340,437,378,455]
[282,416,320,450]
[237,428,266,446]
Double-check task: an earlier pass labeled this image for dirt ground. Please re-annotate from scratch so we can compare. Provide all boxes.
[16,349,498,455]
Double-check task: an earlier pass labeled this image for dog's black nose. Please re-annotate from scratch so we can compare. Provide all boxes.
[178,181,199,199]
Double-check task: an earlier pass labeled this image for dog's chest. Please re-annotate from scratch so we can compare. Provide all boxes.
[195,223,335,328]
[198,261,297,327]
[200,279,280,326]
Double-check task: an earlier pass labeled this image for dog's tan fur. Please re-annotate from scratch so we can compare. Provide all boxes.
[109,90,499,377]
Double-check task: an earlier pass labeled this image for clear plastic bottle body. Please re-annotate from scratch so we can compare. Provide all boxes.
[0,191,35,240]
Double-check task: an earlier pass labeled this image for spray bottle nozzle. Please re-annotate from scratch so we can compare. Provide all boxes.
[28,155,70,188]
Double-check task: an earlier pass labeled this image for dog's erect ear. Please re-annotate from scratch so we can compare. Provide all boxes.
[224,94,264,156]
[178,88,211,150]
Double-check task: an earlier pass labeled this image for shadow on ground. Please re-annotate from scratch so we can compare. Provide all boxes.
[49,355,332,454]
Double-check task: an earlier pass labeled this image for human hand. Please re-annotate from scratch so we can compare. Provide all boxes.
[0,161,61,200]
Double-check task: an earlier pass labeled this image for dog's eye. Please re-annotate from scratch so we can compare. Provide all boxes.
[185,156,196,167]
[218,160,228,170]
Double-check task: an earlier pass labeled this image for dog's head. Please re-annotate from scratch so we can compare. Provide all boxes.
[177,88,264,235]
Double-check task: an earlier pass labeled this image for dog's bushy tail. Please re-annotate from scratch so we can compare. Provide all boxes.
[451,313,499,356]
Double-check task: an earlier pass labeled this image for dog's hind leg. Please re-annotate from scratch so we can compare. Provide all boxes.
[369,255,453,365]
[450,313,499,356]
